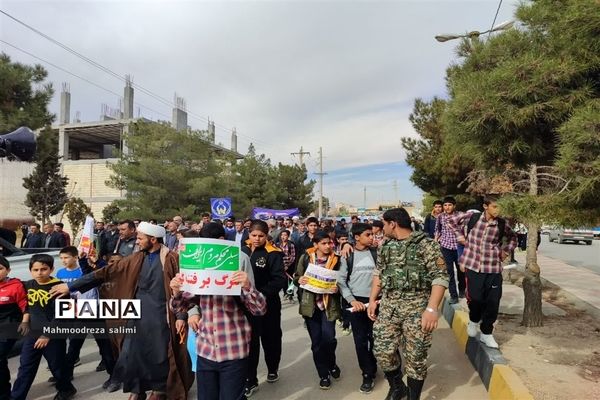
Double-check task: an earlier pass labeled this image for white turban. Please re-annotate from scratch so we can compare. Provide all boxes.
[137,221,166,238]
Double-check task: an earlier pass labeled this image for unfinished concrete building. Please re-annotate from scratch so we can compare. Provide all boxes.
[53,78,243,223]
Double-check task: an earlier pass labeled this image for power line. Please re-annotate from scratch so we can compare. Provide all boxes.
[0,9,176,112]
[488,0,504,38]
[0,39,172,120]
[0,9,268,146]
[291,146,311,167]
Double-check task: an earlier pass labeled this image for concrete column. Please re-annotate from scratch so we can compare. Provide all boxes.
[124,76,134,119]
[58,127,69,162]
[59,83,70,125]
[172,108,188,131]
[121,125,130,157]
[231,128,238,152]
[209,121,215,143]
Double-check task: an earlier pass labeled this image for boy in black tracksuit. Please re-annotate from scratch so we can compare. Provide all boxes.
[242,220,287,397]
[10,254,77,400]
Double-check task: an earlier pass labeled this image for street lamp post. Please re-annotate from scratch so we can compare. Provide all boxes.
[435,20,514,42]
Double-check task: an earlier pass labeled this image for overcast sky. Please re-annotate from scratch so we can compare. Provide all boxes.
[1,0,519,208]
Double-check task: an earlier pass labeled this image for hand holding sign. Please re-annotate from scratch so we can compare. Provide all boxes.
[230,271,250,290]
[170,274,184,295]
[299,264,339,294]
[179,238,242,296]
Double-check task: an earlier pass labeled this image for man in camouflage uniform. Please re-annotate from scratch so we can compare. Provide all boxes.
[367,208,448,400]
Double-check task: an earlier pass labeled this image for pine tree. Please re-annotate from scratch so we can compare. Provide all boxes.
[401,98,474,198]
[230,144,277,218]
[0,53,54,132]
[274,163,315,215]
[107,121,222,220]
[22,127,69,223]
[443,0,600,326]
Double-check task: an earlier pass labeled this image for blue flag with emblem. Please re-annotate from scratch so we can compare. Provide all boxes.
[210,197,233,219]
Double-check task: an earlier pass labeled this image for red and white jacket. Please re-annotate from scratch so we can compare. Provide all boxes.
[0,277,27,322]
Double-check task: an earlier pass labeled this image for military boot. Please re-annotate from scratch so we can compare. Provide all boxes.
[407,377,425,400]
[383,369,407,400]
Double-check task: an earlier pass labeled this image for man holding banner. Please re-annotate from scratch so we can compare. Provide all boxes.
[51,222,194,400]
[170,222,267,400]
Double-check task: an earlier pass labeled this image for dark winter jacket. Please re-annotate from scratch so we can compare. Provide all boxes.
[242,241,287,300]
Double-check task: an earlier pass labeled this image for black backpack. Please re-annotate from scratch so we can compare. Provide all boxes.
[346,247,378,282]
[466,213,506,245]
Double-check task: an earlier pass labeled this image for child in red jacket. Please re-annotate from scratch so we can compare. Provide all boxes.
[0,255,29,398]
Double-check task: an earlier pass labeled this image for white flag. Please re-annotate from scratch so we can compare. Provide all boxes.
[78,215,95,255]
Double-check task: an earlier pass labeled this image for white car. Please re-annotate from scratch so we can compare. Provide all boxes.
[548,228,594,245]
[0,237,62,281]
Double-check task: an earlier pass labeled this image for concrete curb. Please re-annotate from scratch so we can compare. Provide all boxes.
[440,297,534,400]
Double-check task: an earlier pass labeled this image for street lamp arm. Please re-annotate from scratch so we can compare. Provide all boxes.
[491,20,515,32]
[435,20,514,42]
[435,34,463,42]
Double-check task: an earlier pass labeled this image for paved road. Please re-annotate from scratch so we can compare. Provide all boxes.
[537,235,600,275]
[10,299,488,400]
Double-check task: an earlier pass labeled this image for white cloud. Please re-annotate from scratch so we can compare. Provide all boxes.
[1,0,520,204]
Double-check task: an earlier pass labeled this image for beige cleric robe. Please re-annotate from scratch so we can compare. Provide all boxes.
[92,245,194,399]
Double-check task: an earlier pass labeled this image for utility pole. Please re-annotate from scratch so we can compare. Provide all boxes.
[291,146,310,167]
[363,186,367,210]
[315,147,327,219]
[393,180,399,206]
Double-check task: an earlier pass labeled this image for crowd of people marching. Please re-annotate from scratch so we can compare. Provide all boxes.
[0,195,518,400]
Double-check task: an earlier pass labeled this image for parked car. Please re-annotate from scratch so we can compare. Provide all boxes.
[0,236,61,281]
[548,228,594,245]
[593,227,600,239]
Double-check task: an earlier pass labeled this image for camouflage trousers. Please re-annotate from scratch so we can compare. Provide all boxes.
[373,293,432,380]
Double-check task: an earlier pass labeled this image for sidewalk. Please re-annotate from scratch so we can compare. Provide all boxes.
[514,251,600,315]
[441,251,600,400]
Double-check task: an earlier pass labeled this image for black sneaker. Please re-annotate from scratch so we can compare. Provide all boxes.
[244,382,258,397]
[319,377,331,390]
[96,360,106,372]
[266,372,279,383]
[53,387,77,400]
[48,376,73,385]
[106,380,122,393]
[330,365,341,380]
[360,375,375,393]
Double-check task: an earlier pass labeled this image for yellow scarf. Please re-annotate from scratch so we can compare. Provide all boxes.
[306,247,338,309]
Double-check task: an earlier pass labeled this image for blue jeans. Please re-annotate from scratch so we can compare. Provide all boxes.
[457,243,465,261]
[348,296,377,378]
[441,247,465,299]
[304,308,337,379]
[0,338,17,398]
[11,337,75,400]
[196,356,248,400]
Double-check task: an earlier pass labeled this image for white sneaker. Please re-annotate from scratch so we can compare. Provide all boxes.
[480,333,499,348]
[467,321,479,337]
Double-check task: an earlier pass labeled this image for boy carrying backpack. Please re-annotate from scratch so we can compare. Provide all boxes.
[337,223,378,393]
